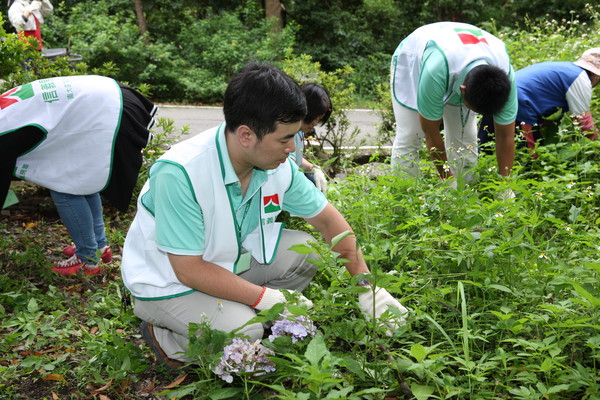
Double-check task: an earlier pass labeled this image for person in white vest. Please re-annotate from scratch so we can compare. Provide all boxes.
[0,75,157,275]
[8,0,53,50]
[390,22,517,192]
[289,83,332,192]
[121,62,408,369]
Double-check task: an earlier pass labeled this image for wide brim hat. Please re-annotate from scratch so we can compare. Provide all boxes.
[574,47,600,76]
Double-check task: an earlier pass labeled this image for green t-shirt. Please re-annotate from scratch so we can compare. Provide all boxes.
[142,136,327,256]
[417,44,517,125]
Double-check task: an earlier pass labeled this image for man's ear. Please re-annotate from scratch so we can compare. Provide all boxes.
[236,125,255,148]
[460,84,467,96]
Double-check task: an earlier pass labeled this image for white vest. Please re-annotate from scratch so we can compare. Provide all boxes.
[1,75,122,194]
[392,22,510,109]
[121,125,293,300]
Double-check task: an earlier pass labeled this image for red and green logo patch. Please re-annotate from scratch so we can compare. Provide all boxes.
[0,83,34,110]
[454,27,488,45]
[263,194,281,213]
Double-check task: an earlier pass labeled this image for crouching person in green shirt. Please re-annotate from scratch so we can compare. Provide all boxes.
[120,62,408,369]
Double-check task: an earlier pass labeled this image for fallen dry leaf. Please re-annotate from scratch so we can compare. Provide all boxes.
[23,222,37,229]
[159,373,187,390]
[43,373,67,382]
[119,379,133,392]
[91,379,113,394]
[138,379,155,394]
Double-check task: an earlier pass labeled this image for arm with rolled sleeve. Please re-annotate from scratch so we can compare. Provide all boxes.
[417,47,452,178]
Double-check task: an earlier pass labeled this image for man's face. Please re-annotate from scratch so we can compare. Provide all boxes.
[251,121,301,170]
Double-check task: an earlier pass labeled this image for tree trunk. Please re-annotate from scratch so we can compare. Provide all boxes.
[264,0,284,33]
[133,0,149,44]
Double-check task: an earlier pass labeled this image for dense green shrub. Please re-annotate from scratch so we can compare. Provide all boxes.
[2,1,599,102]
[39,0,297,102]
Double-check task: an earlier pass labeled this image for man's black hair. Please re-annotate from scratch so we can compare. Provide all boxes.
[463,65,511,115]
[300,83,332,125]
[223,62,307,140]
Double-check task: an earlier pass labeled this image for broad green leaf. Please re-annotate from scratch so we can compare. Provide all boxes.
[488,284,513,294]
[570,283,600,307]
[305,334,328,366]
[331,230,353,248]
[288,243,314,254]
[208,387,243,399]
[410,383,435,400]
[286,304,308,316]
[410,343,427,362]
[440,223,456,231]
[540,357,553,372]
[490,310,513,320]
[583,262,600,274]
[27,298,39,313]
[568,205,580,223]
[340,356,366,380]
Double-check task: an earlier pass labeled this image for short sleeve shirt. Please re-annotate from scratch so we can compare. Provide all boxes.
[142,129,327,256]
[417,44,517,125]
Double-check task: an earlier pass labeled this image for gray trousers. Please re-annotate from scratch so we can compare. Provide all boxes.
[133,229,319,362]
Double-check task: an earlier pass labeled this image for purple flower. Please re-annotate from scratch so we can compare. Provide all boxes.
[268,315,316,343]
[213,338,276,383]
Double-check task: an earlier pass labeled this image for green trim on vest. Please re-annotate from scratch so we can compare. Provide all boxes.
[132,288,197,301]
[215,125,245,273]
[142,160,198,217]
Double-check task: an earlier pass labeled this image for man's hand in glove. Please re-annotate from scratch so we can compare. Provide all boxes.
[358,286,408,336]
[313,166,327,193]
[252,287,313,314]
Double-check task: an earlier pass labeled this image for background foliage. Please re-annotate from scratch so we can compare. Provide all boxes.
[1,0,598,102]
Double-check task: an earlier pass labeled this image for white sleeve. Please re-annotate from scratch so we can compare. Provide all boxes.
[565,71,592,116]
[41,0,53,16]
[8,3,27,31]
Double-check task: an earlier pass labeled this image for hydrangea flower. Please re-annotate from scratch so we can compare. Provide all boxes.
[268,315,316,343]
[213,338,276,383]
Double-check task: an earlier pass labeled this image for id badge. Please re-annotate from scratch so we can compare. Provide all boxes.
[236,251,252,275]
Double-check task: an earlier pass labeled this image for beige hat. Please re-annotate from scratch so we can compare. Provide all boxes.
[574,47,600,76]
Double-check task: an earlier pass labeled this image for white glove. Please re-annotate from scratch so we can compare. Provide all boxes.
[312,167,327,193]
[498,188,516,201]
[26,1,42,12]
[358,287,408,336]
[253,287,313,312]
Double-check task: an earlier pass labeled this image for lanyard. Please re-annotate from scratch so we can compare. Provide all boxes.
[235,200,252,239]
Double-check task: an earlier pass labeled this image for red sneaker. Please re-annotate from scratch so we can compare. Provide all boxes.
[82,263,103,276]
[62,245,112,263]
[51,255,84,275]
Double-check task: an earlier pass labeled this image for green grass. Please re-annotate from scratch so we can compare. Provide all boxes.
[1,16,600,400]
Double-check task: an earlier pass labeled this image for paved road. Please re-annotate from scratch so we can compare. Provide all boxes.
[155,104,386,148]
